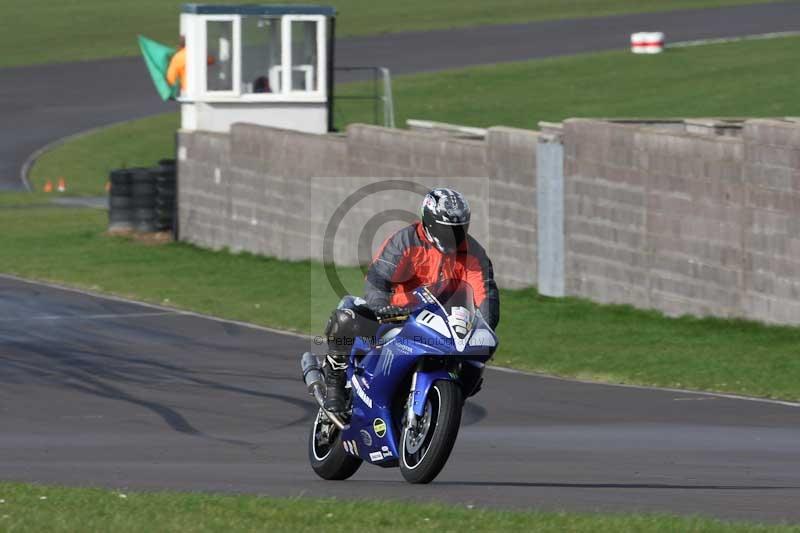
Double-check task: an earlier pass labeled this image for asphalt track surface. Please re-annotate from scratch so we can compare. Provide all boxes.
[2,275,800,523]
[2,1,800,190]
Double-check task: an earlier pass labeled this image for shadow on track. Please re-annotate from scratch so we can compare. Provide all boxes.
[0,316,321,445]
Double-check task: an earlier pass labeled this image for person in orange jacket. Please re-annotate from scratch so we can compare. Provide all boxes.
[322,188,500,413]
[166,36,187,94]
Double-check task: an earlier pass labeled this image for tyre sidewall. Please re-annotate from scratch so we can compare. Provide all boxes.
[308,411,362,480]
[400,381,463,484]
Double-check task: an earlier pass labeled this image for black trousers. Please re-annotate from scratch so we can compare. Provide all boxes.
[324,296,380,360]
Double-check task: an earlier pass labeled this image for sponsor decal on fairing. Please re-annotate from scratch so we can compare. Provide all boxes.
[373,418,387,438]
[351,375,373,408]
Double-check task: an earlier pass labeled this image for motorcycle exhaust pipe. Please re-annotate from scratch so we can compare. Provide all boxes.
[301,352,345,430]
[301,351,324,391]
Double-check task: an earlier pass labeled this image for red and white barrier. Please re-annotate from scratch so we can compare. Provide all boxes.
[631,32,665,54]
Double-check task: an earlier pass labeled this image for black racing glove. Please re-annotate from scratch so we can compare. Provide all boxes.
[375,305,408,323]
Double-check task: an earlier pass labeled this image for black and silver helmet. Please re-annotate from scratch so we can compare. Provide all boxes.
[420,188,471,253]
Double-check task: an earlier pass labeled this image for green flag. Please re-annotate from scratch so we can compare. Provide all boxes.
[138,35,179,101]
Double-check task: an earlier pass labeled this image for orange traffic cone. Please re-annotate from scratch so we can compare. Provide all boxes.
[57,177,66,193]
[43,179,53,193]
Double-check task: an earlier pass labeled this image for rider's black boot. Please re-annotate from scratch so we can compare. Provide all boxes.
[323,352,348,413]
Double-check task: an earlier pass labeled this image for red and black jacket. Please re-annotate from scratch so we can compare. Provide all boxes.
[364,222,500,329]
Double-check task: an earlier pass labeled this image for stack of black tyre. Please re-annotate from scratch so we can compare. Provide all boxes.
[107,160,177,234]
[108,169,134,232]
[154,159,177,232]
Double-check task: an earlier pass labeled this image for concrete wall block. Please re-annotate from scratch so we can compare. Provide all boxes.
[648,290,727,319]
[351,144,414,172]
[231,124,348,178]
[750,208,792,235]
[569,176,644,206]
[651,250,741,288]
[649,233,742,270]
[746,163,795,192]
[696,135,743,162]
[443,149,489,178]
[683,218,741,246]
[346,124,488,178]
[748,250,800,279]
[491,238,536,262]
[743,119,800,148]
[572,195,645,227]
[704,159,744,182]
[744,232,787,256]
[652,197,742,228]
[492,249,535,275]
[742,292,800,325]
[568,252,648,286]
[565,119,637,149]
[746,144,797,169]
[647,153,682,178]
[491,181,536,205]
[179,131,230,164]
[487,127,539,185]
[490,221,536,247]
[570,218,644,250]
[574,160,644,187]
[646,192,697,219]
[747,186,800,213]
[569,236,647,270]
[748,231,800,259]
[489,199,536,227]
[749,271,800,300]
[687,202,743,224]
[567,274,648,306]
[649,271,739,310]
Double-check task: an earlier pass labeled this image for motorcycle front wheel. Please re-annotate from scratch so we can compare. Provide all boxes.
[400,380,463,484]
[308,410,362,480]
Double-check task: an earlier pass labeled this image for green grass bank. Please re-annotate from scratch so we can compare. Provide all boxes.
[0,482,797,532]
[30,36,800,195]
[1,203,799,402]
[0,0,778,68]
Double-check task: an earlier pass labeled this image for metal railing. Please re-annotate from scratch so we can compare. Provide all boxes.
[334,66,396,129]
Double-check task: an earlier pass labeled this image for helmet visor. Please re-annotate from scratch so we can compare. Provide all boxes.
[430,222,469,253]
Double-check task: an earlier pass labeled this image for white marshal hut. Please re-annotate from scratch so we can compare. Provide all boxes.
[178,4,336,134]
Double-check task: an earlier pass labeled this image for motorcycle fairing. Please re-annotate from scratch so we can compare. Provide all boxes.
[339,281,497,465]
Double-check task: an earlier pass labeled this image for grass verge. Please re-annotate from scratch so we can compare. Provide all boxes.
[1,205,799,401]
[30,36,800,196]
[27,113,179,196]
[0,0,778,68]
[0,482,797,532]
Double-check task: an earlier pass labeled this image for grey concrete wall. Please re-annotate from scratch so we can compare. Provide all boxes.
[487,127,539,288]
[741,120,800,323]
[178,117,800,326]
[563,117,800,325]
[178,123,539,289]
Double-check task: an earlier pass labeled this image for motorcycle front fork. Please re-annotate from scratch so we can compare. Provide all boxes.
[405,370,419,429]
[405,360,463,429]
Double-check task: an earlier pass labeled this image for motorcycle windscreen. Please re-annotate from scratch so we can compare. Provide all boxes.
[414,279,477,352]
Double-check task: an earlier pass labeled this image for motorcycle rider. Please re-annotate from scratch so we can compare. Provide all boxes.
[323,188,500,413]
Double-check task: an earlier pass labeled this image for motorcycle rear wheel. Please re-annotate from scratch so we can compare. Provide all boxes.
[400,381,463,484]
[308,410,362,480]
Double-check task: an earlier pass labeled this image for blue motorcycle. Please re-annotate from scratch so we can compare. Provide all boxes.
[301,279,498,484]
